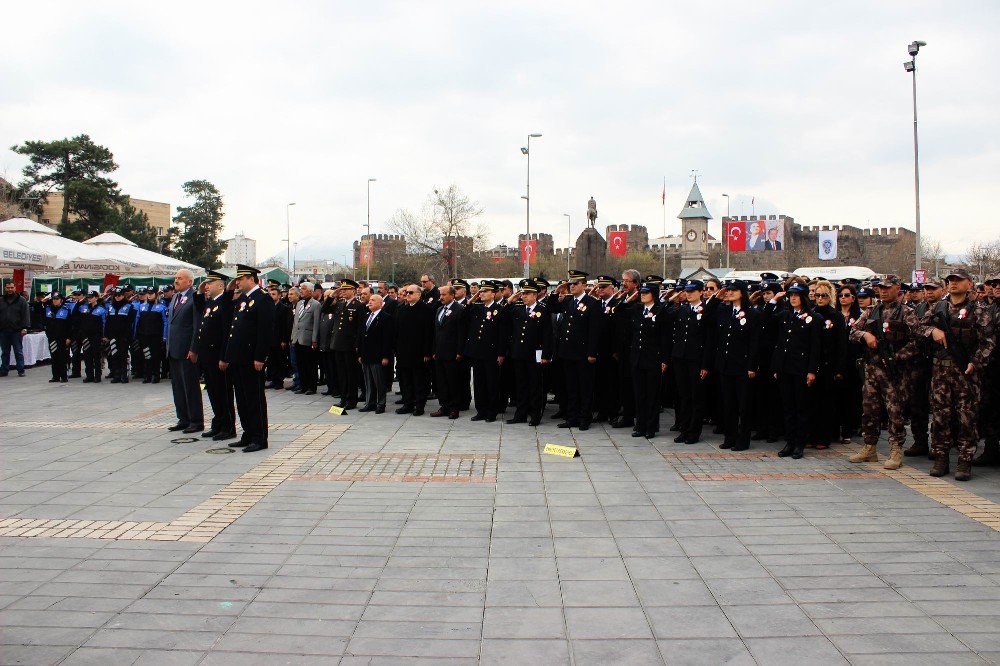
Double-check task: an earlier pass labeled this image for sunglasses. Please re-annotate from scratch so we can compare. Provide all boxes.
[815,293,831,299]
[839,293,853,298]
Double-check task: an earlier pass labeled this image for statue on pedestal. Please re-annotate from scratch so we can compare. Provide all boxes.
[587,197,597,228]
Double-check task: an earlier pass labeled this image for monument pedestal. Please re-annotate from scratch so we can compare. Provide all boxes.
[574,227,607,275]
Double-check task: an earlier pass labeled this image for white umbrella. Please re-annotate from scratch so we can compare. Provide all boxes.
[0,237,57,270]
[0,218,144,275]
[83,232,205,277]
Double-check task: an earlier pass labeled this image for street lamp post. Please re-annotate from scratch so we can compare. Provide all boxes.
[285,203,296,275]
[563,213,571,273]
[722,193,731,269]
[904,40,926,272]
[365,178,377,282]
[521,133,542,279]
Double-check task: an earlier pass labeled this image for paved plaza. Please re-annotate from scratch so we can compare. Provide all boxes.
[1,370,999,665]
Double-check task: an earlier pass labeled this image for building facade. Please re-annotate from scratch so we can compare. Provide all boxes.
[32,192,171,237]
[223,233,257,266]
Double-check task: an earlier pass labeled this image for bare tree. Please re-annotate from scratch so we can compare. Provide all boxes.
[921,237,947,277]
[964,240,1000,281]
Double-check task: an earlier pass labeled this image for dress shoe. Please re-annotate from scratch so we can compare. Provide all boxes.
[612,419,633,429]
[182,425,204,434]
[242,442,268,453]
[777,443,795,457]
[684,436,700,444]
[712,425,725,435]
[213,431,237,441]
[335,401,347,408]
[264,382,277,389]
[673,434,687,443]
[470,414,485,421]
[669,423,681,432]
[202,429,219,438]
[430,408,448,417]
[167,422,189,432]
[304,389,316,395]
[121,376,129,384]
[229,439,249,447]
[731,444,750,452]
[631,431,645,438]
[578,422,590,431]
[394,398,405,405]
[396,406,414,415]
[791,447,804,460]
[506,417,527,425]
[645,431,656,439]
[557,420,579,429]
[720,442,733,450]
[412,408,425,417]
[448,410,460,419]
[320,390,336,396]
[375,406,385,414]
[765,436,779,444]
[59,377,68,383]
[358,405,374,412]
[528,417,541,427]
[484,415,496,423]
[48,378,60,383]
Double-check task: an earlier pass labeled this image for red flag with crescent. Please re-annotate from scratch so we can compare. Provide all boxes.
[726,221,746,252]
[608,230,627,257]
[519,239,537,265]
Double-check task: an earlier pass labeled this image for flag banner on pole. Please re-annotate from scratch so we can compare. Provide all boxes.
[359,240,373,267]
[661,185,665,205]
[102,273,120,292]
[818,229,838,260]
[519,239,537,265]
[725,221,746,252]
[608,230,628,257]
[12,269,25,294]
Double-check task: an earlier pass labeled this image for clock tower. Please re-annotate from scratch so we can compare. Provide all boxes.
[679,179,711,273]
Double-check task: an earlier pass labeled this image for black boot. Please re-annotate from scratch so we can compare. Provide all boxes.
[778,442,795,457]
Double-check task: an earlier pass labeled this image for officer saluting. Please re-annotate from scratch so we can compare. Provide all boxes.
[506,278,552,426]
[194,270,236,441]
[43,292,72,383]
[221,265,275,453]
[556,269,601,431]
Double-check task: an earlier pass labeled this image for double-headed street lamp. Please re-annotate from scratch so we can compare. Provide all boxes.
[904,40,926,272]
[521,133,542,279]
[365,178,377,281]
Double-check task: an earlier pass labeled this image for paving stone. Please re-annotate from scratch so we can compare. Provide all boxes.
[483,607,566,639]
[656,638,755,665]
[564,607,653,640]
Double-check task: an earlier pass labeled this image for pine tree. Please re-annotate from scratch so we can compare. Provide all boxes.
[171,180,227,268]
[107,201,159,251]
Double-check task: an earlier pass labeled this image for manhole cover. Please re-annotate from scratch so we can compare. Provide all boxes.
[170,437,199,443]
[205,447,235,454]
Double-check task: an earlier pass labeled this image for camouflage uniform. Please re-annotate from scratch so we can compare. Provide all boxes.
[976,291,1000,465]
[848,299,920,467]
[920,297,995,471]
[905,298,935,457]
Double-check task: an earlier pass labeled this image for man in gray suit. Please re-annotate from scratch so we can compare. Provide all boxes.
[166,269,204,433]
[292,282,321,395]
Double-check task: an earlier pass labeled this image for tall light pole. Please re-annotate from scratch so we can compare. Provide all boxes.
[904,40,926,272]
[365,178,377,282]
[722,193,731,269]
[285,202,296,274]
[521,133,542,279]
[563,213,571,273]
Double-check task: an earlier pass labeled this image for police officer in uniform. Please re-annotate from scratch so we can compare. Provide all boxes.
[43,292,72,383]
[76,292,107,383]
[904,277,945,458]
[332,279,365,409]
[556,270,601,431]
[222,265,275,453]
[451,278,474,410]
[630,281,670,439]
[507,278,552,426]
[135,288,168,383]
[713,279,761,451]
[194,270,236,441]
[670,279,717,444]
[593,275,622,423]
[976,274,1000,466]
[66,290,85,378]
[768,282,820,459]
[105,287,136,383]
[464,280,508,422]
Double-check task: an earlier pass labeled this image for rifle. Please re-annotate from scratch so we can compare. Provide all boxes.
[870,307,900,379]
[932,309,971,369]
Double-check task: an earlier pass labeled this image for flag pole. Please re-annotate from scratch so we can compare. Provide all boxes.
[661,176,666,278]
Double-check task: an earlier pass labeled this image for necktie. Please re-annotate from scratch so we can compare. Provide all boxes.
[366,312,375,328]
[438,306,446,324]
[644,307,650,316]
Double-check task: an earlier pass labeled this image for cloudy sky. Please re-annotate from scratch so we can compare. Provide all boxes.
[3,1,997,265]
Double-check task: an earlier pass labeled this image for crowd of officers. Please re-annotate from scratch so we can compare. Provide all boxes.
[33,265,999,481]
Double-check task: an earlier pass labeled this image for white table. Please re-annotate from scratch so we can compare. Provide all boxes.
[5,331,50,367]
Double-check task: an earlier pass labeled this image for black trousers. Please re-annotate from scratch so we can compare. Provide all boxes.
[632,365,662,435]
[778,372,811,452]
[458,358,472,410]
[321,350,339,395]
[617,352,635,425]
[47,337,68,380]
[512,359,545,419]
[335,351,360,406]
[230,363,268,444]
[81,336,101,380]
[435,359,461,412]
[810,369,838,447]
[720,372,752,448]
[266,345,287,386]
[595,355,620,419]
[139,335,162,382]
[295,343,318,391]
[169,356,204,427]
[909,360,932,447]
[70,338,83,376]
[201,359,234,433]
[472,358,502,417]
[108,336,130,380]
[130,339,144,377]
[397,361,429,409]
[562,358,596,424]
[673,359,706,438]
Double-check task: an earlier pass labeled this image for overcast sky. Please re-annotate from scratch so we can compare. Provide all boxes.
[3,1,997,265]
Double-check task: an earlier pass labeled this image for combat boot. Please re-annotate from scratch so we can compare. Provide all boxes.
[849,444,878,464]
[903,441,929,458]
[973,439,1000,467]
[928,455,949,477]
[883,444,904,470]
[955,460,972,482]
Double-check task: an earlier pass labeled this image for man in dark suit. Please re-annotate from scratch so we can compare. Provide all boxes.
[222,265,275,453]
[431,285,466,419]
[165,269,204,434]
[765,226,783,251]
[463,280,509,422]
[193,270,235,441]
[507,279,552,426]
[393,283,433,415]
[556,269,602,430]
[357,294,394,413]
[265,280,291,389]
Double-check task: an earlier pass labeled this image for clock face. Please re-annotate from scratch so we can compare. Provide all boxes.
[686,229,697,242]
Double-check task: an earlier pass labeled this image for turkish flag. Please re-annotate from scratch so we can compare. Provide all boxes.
[608,230,627,257]
[11,269,25,294]
[102,273,120,292]
[520,239,537,265]
[726,221,746,252]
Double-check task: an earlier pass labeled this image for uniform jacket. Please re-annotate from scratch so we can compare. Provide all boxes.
[671,297,718,368]
[433,300,466,361]
[165,287,200,360]
[318,298,338,352]
[193,291,234,362]
[768,304,821,376]
[630,303,671,370]
[393,300,434,366]
[920,297,996,370]
[331,298,365,352]
[43,305,72,340]
[463,299,509,360]
[104,301,136,339]
[508,301,552,362]
[357,307,394,363]
[223,286,274,365]
[712,302,762,375]
[73,302,107,338]
[849,300,920,363]
[135,301,168,339]
[556,293,602,361]
[292,297,322,346]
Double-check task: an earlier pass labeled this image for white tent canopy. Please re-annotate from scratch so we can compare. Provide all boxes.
[83,232,204,277]
[0,236,58,270]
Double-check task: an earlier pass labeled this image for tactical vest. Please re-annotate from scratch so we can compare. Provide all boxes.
[863,302,910,359]
[932,299,978,359]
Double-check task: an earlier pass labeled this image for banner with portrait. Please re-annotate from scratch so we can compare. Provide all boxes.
[746,220,784,251]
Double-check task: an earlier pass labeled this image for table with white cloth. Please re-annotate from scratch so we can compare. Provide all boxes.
[5,332,51,367]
